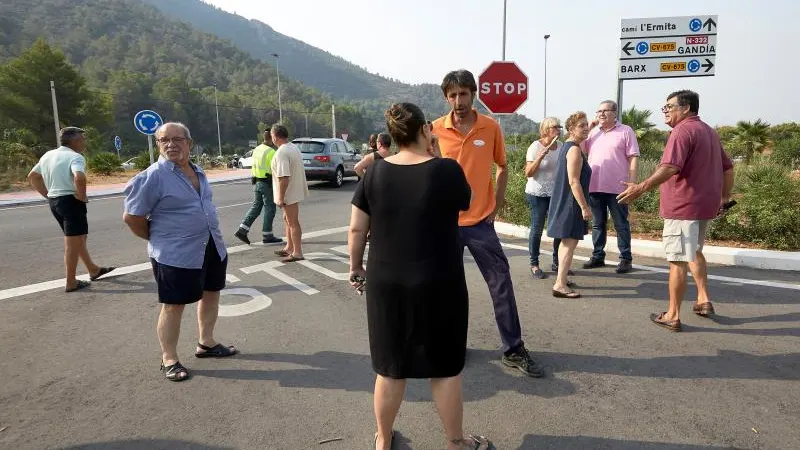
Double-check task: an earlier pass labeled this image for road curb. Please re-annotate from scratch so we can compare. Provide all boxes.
[494,221,800,272]
[0,175,250,207]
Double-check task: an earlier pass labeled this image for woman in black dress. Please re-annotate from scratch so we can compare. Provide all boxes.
[547,111,593,298]
[349,103,495,450]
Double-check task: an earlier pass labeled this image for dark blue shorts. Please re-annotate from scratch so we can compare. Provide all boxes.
[150,237,227,304]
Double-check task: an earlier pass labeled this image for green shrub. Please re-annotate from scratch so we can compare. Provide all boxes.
[709,162,800,250]
[498,147,530,226]
[88,152,122,176]
[770,135,800,169]
[134,151,152,171]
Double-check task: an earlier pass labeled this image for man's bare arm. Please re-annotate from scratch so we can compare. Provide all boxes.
[277,176,290,204]
[74,171,88,202]
[27,171,48,198]
[122,213,150,240]
[628,155,639,183]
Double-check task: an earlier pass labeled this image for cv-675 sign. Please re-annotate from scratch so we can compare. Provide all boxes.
[618,15,718,80]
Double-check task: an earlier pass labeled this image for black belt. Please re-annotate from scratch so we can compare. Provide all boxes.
[254,176,271,182]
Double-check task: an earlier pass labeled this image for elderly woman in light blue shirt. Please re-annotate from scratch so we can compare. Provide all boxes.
[524,117,564,279]
[123,122,237,382]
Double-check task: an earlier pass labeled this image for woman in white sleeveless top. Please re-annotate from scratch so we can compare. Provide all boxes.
[524,117,564,279]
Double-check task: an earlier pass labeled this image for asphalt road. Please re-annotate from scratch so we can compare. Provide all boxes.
[0,178,798,450]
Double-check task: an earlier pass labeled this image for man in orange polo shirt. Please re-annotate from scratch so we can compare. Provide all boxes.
[432,69,544,378]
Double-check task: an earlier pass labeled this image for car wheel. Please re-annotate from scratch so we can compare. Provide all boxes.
[332,166,344,188]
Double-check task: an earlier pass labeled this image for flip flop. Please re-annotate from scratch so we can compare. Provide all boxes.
[65,280,90,293]
[281,255,305,263]
[374,430,394,449]
[274,249,290,257]
[90,267,115,281]
[552,288,580,298]
[650,312,682,332]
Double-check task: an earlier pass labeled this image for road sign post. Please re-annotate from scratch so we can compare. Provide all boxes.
[133,110,163,165]
[617,15,718,111]
[477,61,529,115]
[113,136,122,158]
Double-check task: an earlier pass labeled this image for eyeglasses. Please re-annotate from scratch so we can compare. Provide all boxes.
[156,137,187,145]
[661,103,681,113]
[596,109,616,115]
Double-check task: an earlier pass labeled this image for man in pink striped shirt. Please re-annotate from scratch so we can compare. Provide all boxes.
[583,100,639,274]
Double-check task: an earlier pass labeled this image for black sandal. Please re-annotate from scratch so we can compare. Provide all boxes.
[90,267,116,281]
[65,280,90,293]
[161,361,189,382]
[195,343,238,358]
[454,435,496,450]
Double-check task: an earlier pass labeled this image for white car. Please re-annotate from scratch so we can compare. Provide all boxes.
[120,157,137,170]
[238,150,253,169]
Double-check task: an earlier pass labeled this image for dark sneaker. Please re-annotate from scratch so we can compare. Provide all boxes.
[234,228,250,245]
[616,259,633,274]
[582,258,605,269]
[501,347,545,378]
[262,235,283,244]
[530,267,547,279]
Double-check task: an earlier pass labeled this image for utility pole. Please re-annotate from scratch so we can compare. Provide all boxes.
[272,53,283,123]
[50,81,60,146]
[544,34,550,118]
[213,83,222,156]
[331,104,336,138]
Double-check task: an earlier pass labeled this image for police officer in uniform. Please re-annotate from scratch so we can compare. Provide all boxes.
[234,130,283,245]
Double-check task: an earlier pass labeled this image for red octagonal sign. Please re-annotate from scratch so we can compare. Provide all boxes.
[478,61,529,115]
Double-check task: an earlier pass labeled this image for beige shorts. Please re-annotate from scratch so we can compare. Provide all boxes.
[662,219,710,262]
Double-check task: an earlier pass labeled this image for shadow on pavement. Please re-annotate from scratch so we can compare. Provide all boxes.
[59,439,234,450]
[514,434,743,449]
[570,271,800,306]
[545,349,799,380]
[192,349,577,401]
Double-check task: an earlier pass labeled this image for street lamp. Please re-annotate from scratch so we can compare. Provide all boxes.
[543,34,550,118]
[213,83,222,157]
[271,53,283,123]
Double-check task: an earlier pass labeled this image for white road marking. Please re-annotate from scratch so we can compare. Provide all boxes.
[500,242,800,291]
[296,252,351,281]
[218,287,272,317]
[240,261,319,295]
[0,227,345,301]
[226,274,241,283]
[216,202,251,210]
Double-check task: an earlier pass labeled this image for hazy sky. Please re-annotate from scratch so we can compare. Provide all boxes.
[204,0,797,128]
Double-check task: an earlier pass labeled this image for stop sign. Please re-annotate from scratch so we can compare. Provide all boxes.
[477,61,529,114]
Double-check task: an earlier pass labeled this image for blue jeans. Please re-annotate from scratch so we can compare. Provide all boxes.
[588,193,632,261]
[526,194,561,267]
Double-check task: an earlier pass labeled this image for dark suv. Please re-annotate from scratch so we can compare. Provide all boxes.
[293,138,362,187]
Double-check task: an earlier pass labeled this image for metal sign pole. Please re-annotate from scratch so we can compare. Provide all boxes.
[148,135,154,164]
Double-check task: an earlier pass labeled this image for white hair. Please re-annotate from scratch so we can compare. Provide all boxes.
[155,122,192,140]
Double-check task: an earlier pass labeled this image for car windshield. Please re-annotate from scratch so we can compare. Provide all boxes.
[295,141,325,154]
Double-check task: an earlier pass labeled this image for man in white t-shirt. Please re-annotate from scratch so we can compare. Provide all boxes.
[27,127,115,292]
[270,124,309,263]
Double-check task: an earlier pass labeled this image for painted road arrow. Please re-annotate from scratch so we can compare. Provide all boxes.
[704,18,717,32]
[701,58,714,72]
[622,41,635,56]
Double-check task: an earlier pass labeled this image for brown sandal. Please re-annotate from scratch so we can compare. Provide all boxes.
[693,301,715,317]
[650,312,682,332]
[281,255,305,263]
[552,288,581,298]
[274,249,290,257]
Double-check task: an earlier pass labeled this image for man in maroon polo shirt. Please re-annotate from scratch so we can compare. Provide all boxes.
[617,90,734,332]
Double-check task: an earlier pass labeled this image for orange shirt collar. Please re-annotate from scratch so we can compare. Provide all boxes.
[441,108,488,132]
